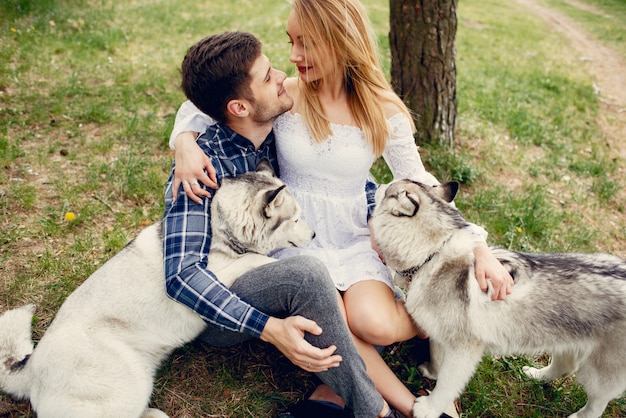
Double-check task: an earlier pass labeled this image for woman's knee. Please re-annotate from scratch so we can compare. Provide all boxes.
[347,308,397,346]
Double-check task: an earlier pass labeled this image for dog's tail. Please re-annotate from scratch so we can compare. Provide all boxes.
[0,304,35,400]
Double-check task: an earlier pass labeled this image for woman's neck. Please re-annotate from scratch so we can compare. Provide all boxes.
[318,76,355,126]
[318,72,346,102]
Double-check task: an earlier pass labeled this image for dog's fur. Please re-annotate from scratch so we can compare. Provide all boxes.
[0,160,313,418]
[371,179,626,418]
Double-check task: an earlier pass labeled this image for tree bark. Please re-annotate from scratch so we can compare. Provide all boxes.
[389,0,458,146]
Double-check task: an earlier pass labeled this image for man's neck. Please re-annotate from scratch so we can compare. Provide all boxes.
[227,120,273,150]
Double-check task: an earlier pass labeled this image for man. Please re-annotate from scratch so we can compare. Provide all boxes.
[162,31,397,418]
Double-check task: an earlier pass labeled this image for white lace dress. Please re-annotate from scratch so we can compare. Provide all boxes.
[271,111,439,291]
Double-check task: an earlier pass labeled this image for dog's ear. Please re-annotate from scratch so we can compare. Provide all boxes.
[434,182,459,203]
[263,185,287,218]
[256,158,276,177]
[392,190,420,217]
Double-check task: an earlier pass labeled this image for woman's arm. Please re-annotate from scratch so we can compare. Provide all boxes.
[169,100,214,148]
[170,101,218,201]
[172,132,216,202]
[382,112,513,300]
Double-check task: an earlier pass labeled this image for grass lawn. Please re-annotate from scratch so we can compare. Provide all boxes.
[1,0,625,416]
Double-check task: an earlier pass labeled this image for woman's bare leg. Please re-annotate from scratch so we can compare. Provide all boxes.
[343,280,427,346]
[353,331,416,416]
[308,291,417,416]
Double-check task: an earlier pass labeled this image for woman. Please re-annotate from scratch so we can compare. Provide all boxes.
[170,0,513,416]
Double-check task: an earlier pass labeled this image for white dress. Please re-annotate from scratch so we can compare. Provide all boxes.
[169,101,484,291]
[270,111,439,291]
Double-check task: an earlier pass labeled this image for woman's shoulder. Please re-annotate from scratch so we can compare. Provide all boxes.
[380,99,414,138]
[381,98,408,121]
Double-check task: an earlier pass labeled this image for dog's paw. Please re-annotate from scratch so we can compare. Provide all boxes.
[142,408,170,418]
[522,365,545,381]
[412,395,439,418]
[418,362,438,380]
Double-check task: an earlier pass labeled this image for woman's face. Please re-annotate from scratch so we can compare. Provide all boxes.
[286,9,334,84]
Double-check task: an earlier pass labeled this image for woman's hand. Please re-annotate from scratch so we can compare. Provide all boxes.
[473,241,514,300]
[172,131,218,202]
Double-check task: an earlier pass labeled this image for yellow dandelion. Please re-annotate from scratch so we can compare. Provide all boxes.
[64,212,76,222]
[516,226,522,233]
[10,28,17,32]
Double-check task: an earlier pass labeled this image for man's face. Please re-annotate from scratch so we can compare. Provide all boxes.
[246,54,293,124]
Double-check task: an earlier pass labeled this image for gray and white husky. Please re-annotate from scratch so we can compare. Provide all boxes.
[371,179,626,418]
[0,160,314,418]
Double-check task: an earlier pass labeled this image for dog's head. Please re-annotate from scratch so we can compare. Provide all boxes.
[212,159,314,255]
[371,180,467,273]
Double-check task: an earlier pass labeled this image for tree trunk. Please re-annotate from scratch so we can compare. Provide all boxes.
[389,0,458,146]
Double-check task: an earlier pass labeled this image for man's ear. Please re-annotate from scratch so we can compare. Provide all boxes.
[225,99,250,118]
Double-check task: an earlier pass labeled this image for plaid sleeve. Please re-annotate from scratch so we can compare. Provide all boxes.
[162,164,269,338]
[365,177,378,220]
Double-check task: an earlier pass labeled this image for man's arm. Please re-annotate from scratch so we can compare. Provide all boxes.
[163,168,342,370]
[162,165,270,336]
[365,177,377,220]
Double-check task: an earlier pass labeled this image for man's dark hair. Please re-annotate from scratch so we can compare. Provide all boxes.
[181,32,261,122]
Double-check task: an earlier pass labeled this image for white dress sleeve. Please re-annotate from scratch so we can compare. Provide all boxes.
[383,113,488,241]
[382,113,440,186]
[168,100,216,149]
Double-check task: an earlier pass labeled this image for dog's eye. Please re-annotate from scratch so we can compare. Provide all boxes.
[386,191,404,203]
[386,192,400,201]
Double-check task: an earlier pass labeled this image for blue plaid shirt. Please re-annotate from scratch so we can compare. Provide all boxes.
[163,122,377,338]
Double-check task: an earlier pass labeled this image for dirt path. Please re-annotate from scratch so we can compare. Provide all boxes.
[514,0,626,257]
[515,0,626,159]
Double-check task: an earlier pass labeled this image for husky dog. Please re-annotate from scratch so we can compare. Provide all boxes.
[0,160,313,418]
[371,179,626,418]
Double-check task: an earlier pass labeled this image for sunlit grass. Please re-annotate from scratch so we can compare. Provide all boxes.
[0,0,624,416]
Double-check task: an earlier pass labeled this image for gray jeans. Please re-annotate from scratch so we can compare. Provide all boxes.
[199,255,383,418]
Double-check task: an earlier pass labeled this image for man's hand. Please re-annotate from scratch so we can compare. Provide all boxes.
[474,241,514,300]
[172,131,218,202]
[260,316,342,372]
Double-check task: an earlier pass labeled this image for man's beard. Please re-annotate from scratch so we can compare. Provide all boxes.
[250,98,293,124]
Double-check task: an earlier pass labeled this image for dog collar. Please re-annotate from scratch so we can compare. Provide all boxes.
[397,236,451,279]
[224,230,250,255]
[398,252,436,279]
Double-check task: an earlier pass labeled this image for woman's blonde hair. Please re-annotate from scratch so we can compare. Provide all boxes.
[290,0,414,156]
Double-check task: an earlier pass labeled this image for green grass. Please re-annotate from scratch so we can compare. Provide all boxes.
[1,0,625,416]
[547,0,626,58]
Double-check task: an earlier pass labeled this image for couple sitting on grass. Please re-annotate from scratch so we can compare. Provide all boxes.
[162,0,513,417]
